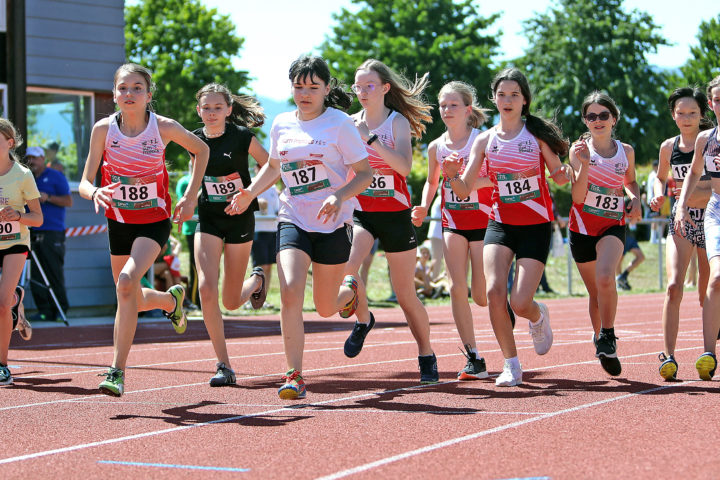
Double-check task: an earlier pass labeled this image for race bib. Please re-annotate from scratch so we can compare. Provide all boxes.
[672,163,690,181]
[204,172,244,202]
[582,184,624,220]
[704,154,719,173]
[443,180,479,210]
[0,221,20,241]
[281,159,330,196]
[361,169,395,197]
[111,174,160,210]
[497,170,541,203]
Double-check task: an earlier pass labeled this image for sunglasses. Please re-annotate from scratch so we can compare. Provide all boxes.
[584,111,612,122]
[351,84,376,94]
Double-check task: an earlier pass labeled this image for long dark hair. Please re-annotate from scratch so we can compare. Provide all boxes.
[491,68,568,157]
[669,86,714,131]
[289,55,352,111]
[196,83,265,128]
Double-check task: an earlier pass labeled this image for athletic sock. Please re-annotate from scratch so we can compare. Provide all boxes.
[506,356,520,369]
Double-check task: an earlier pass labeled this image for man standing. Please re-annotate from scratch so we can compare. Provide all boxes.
[26,146,72,321]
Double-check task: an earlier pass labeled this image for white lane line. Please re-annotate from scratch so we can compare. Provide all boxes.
[314,380,699,480]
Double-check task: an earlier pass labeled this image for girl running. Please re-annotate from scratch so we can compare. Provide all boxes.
[412,81,493,380]
[229,55,372,399]
[568,92,641,377]
[0,119,43,385]
[674,75,720,381]
[193,83,269,386]
[341,59,439,383]
[443,68,571,387]
[79,63,209,396]
[650,87,713,380]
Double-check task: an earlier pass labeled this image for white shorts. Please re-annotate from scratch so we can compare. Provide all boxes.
[704,193,720,260]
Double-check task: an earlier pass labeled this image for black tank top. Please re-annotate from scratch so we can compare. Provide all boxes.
[670,135,709,181]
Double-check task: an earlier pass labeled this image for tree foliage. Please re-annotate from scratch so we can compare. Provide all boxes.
[681,14,720,93]
[516,0,673,165]
[319,0,501,145]
[125,0,250,168]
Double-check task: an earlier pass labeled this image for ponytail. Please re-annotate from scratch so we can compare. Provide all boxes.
[229,94,265,128]
[325,77,353,111]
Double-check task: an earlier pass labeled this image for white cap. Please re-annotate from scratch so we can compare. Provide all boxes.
[25,146,45,157]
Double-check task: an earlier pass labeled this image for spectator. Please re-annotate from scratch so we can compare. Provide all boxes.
[176,171,200,308]
[45,142,65,174]
[26,146,72,322]
[617,220,646,290]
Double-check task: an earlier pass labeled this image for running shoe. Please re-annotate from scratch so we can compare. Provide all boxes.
[695,352,717,381]
[15,309,32,341]
[249,267,267,309]
[0,363,12,386]
[344,312,375,358]
[278,368,306,399]
[495,359,523,387]
[595,330,622,376]
[98,367,124,396]
[457,345,489,380]
[11,285,24,327]
[529,303,553,355]
[338,275,359,319]
[209,362,236,387]
[616,275,631,291]
[164,285,188,334]
[658,352,678,381]
[418,353,439,384]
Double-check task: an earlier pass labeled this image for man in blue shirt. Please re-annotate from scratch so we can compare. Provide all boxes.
[26,146,73,322]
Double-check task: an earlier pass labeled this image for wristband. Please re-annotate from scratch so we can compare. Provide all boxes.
[367,134,379,146]
[91,188,98,202]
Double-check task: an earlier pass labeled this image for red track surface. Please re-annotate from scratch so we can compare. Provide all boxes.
[2,293,719,479]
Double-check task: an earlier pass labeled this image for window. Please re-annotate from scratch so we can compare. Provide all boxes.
[27,88,94,182]
[0,84,6,118]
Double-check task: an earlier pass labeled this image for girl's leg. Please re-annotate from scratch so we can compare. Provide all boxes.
[343,226,375,325]
[222,241,260,310]
[386,249,433,355]
[468,240,487,308]
[697,247,710,307]
[483,244,516,358]
[661,234,694,356]
[0,255,26,366]
[277,248,311,372]
[701,256,720,354]
[575,261,601,334]
[443,231,473,348]
[594,236,624,330]
[195,232,231,367]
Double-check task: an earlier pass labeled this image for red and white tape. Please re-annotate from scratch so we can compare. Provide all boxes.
[65,224,107,237]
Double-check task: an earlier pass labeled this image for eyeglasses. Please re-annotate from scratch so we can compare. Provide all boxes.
[584,111,612,122]
[351,84,376,94]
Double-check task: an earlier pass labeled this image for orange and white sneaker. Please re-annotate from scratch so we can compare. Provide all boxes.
[339,275,359,319]
[278,369,306,400]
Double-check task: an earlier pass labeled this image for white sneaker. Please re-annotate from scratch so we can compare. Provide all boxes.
[528,302,553,355]
[495,360,523,387]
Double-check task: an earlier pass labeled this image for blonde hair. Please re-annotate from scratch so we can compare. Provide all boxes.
[0,118,23,162]
[357,59,432,138]
[113,63,155,111]
[439,81,489,129]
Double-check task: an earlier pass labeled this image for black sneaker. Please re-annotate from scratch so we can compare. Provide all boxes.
[418,353,439,384]
[457,345,489,380]
[0,362,13,386]
[343,312,375,358]
[595,331,621,376]
[616,275,631,291]
[209,362,236,387]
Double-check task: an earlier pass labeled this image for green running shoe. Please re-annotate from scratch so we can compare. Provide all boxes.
[98,367,124,396]
[165,285,188,334]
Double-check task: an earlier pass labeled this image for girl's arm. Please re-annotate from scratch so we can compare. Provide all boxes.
[79,120,119,213]
[650,138,672,212]
[622,143,641,221]
[317,158,372,223]
[356,114,413,176]
[448,131,490,199]
[226,156,282,215]
[248,136,270,167]
[411,141,441,227]
[570,139,590,204]
[1,198,43,227]
[541,139,571,186]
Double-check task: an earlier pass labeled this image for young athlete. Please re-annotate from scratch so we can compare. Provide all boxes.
[674,75,720,381]
[78,63,209,396]
[340,59,439,383]
[412,81,493,380]
[443,68,571,387]
[651,87,713,380]
[229,55,372,399]
[568,92,641,376]
[193,83,269,386]
[0,119,43,385]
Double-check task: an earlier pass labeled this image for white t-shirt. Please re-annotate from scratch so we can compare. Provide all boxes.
[255,183,280,232]
[270,108,368,233]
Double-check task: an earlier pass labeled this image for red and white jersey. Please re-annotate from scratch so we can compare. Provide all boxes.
[485,125,553,225]
[356,111,412,212]
[436,128,491,230]
[569,140,628,236]
[101,112,171,224]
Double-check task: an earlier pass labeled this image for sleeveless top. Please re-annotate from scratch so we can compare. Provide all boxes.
[670,135,709,181]
[485,125,553,225]
[356,111,412,212]
[436,128,491,230]
[702,127,720,179]
[569,140,628,236]
[101,112,171,224]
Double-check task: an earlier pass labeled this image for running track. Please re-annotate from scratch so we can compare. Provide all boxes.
[2,293,719,479]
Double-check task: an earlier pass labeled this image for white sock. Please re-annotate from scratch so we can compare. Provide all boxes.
[506,356,521,369]
[469,347,479,356]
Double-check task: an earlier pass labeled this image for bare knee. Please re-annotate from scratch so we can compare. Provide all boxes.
[509,296,534,318]
[487,286,507,310]
[116,272,137,300]
[198,281,218,303]
[471,287,487,307]
[665,281,684,303]
[596,272,615,291]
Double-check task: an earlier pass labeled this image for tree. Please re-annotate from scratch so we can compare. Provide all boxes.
[516,0,673,166]
[319,0,501,145]
[681,14,720,92]
[125,0,250,168]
